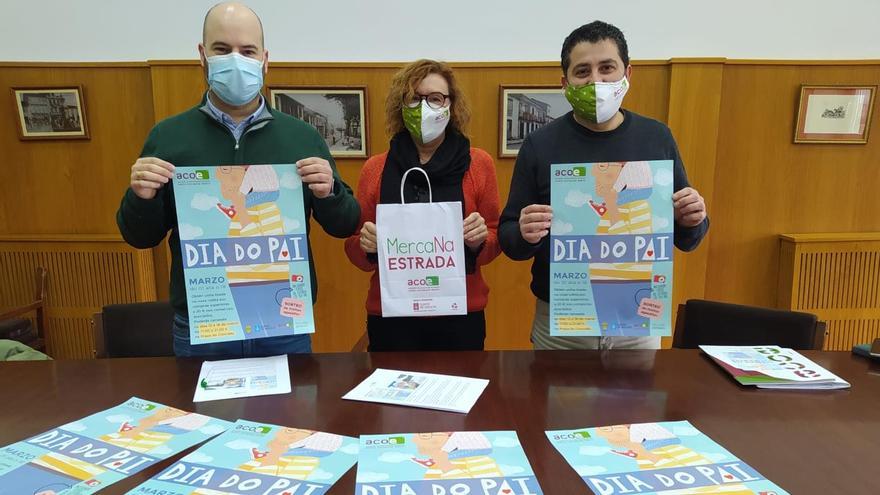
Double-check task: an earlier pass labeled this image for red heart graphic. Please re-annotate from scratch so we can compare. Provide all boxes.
[646,250,654,256]
[502,490,511,494]
[281,250,288,257]
[724,474,734,480]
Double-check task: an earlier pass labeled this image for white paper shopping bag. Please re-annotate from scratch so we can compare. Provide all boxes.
[376,168,468,317]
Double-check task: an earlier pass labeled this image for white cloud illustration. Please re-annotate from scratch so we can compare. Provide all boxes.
[281,171,302,190]
[653,216,670,230]
[309,468,335,481]
[357,471,390,483]
[184,452,215,464]
[224,439,259,450]
[575,465,608,476]
[106,414,133,424]
[283,217,301,232]
[62,422,87,432]
[551,219,573,235]
[654,168,674,187]
[705,452,728,462]
[672,426,700,437]
[579,445,611,456]
[500,464,525,476]
[377,451,412,464]
[493,436,520,448]
[178,223,204,240]
[565,189,592,208]
[199,424,227,436]
[339,443,359,455]
[150,445,173,456]
[191,193,220,211]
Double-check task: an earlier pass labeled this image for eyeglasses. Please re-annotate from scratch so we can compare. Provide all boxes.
[404,92,450,110]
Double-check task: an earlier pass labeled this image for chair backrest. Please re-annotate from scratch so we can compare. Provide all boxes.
[94,302,174,358]
[673,299,825,350]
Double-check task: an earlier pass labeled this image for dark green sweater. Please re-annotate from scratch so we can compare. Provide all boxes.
[116,101,360,316]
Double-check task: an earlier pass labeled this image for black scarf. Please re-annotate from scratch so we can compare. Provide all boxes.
[379,130,471,206]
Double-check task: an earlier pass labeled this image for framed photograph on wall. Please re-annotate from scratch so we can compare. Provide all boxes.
[268,86,368,158]
[499,85,568,157]
[794,85,876,144]
[12,86,89,140]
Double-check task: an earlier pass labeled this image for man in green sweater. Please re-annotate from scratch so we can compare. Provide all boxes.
[116,2,360,357]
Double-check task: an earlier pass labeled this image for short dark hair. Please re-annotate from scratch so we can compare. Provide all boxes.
[561,21,629,75]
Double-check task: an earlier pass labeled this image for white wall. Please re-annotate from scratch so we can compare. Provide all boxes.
[5,0,880,62]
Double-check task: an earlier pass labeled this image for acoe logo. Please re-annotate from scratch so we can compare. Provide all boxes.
[235,424,272,434]
[176,169,210,180]
[365,436,405,446]
[408,276,439,287]
[552,430,591,441]
[554,166,587,177]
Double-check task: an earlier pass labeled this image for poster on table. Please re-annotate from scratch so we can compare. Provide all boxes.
[546,420,788,494]
[0,397,231,495]
[127,419,358,495]
[356,430,542,494]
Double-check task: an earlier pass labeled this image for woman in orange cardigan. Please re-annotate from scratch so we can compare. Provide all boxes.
[344,59,501,351]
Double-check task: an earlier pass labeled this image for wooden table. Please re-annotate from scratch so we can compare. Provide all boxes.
[1,350,878,494]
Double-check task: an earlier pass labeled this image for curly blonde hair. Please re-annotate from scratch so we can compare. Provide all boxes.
[385,59,471,137]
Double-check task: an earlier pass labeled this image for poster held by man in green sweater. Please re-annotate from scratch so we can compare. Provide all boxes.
[172,164,314,344]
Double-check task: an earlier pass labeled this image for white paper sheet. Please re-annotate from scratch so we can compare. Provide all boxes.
[342,368,489,414]
[193,354,291,402]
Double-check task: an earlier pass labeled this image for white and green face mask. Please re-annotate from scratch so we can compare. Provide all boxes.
[402,100,451,144]
[564,76,629,124]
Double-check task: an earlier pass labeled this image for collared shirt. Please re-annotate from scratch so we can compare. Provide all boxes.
[204,91,266,143]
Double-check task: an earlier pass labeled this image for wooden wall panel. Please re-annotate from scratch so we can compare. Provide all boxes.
[0,65,154,235]
[706,64,880,308]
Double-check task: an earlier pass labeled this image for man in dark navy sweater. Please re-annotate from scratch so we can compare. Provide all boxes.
[499,21,709,350]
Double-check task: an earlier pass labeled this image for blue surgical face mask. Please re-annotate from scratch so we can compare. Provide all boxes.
[206,52,264,106]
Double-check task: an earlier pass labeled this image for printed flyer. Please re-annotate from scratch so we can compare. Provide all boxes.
[0,397,231,495]
[356,431,542,494]
[342,368,489,414]
[700,345,850,389]
[173,164,315,344]
[127,419,358,495]
[546,420,788,495]
[549,161,674,337]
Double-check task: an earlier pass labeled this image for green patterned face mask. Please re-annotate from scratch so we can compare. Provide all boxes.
[402,100,450,144]
[564,76,629,124]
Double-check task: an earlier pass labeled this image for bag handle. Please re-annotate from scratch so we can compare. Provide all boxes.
[400,167,433,204]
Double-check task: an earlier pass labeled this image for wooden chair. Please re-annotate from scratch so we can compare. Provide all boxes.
[0,267,49,352]
[92,301,174,358]
[673,299,827,350]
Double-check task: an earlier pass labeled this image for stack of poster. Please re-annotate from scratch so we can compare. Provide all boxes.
[343,369,489,414]
[549,161,674,337]
[700,345,850,389]
[173,164,315,344]
[356,431,542,494]
[0,397,230,495]
[127,419,358,495]
[547,420,788,494]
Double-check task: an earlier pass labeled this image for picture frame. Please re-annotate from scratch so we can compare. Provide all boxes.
[12,86,90,140]
[499,85,568,157]
[794,85,876,144]
[268,86,368,158]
